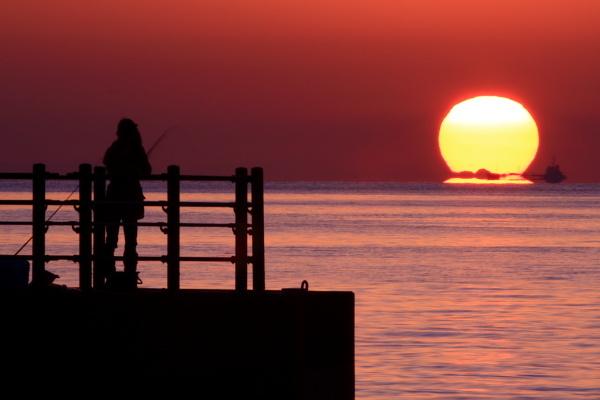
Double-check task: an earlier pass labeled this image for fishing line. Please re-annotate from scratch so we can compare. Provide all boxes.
[14,126,180,256]
[146,126,182,159]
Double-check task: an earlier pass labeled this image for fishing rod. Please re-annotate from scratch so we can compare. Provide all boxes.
[146,126,181,158]
[14,126,179,256]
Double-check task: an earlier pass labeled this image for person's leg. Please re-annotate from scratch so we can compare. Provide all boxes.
[104,184,120,275]
[122,218,138,274]
[104,217,120,275]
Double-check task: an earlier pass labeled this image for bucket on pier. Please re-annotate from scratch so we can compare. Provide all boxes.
[0,260,30,289]
[105,271,142,290]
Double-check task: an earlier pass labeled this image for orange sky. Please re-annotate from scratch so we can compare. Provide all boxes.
[2,1,600,181]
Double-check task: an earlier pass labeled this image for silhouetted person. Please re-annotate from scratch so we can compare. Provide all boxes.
[103,118,151,284]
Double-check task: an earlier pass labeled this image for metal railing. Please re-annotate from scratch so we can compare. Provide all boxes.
[0,164,265,291]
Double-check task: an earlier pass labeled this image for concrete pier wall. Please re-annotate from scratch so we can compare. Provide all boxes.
[2,288,354,399]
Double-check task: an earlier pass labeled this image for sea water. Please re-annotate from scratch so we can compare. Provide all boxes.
[0,180,599,399]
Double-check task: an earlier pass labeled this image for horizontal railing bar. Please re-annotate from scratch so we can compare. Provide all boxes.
[0,200,80,206]
[1,221,79,227]
[93,200,242,208]
[166,174,238,182]
[42,222,223,229]
[142,222,237,228]
[0,254,248,264]
[47,200,79,205]
[92,221,241,228]
[141,200,241,208]
[0,173,249,182]
[175,201,241,208]
[99,256,238,263]
[147,256,239,263]
[181,223,236,228]
[0,221,242,229]
[0,200,249,209]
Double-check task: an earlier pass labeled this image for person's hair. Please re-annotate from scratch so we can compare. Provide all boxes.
[116,118,142,146]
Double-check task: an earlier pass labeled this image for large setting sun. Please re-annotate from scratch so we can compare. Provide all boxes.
[439,96,539,183]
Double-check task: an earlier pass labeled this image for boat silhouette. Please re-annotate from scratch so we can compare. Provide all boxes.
[543,163,566,183]
[526,158,566,183]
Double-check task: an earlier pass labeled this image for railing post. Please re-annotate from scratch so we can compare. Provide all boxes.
[31,163,46,288]
[251,167,265,291]
[167,165,180,290]
[235,167,248,291]
[78,164,93,290]
[93,166,106,289]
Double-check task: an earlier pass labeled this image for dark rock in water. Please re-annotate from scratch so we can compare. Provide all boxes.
[453,170,476,178]
[451,169,501,180]
[475,169,500,180]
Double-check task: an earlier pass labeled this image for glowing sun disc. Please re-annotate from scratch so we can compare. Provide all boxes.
[439,96,539,180]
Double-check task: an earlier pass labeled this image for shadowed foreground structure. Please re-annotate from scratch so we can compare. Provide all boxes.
[0,165,354,398]
[3,288,354,398]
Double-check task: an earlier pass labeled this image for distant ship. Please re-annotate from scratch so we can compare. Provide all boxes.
[543,162,566,183]
[526,158,566,183]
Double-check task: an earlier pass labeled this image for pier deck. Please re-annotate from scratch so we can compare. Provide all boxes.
[2,287,354,398]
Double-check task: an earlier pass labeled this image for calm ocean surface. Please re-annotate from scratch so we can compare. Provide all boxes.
[1,181,599,398]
